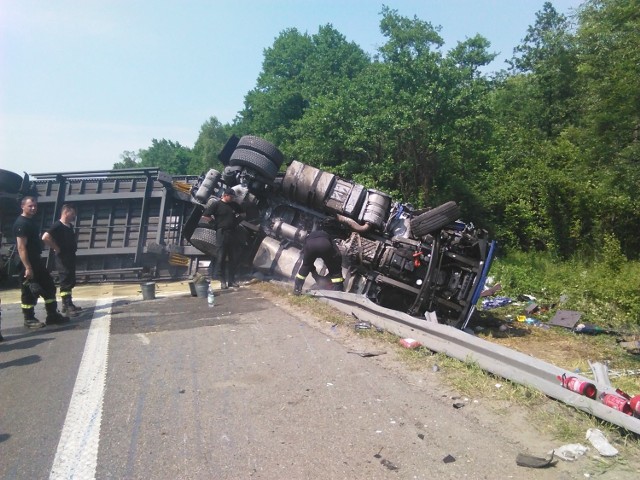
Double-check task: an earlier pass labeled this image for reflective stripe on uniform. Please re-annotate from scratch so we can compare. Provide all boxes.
[45,298,56,304]
[296,273,307,280]
[330,277,344,283]
[21,304,35,309]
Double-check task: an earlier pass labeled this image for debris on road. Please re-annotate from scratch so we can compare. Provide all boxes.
[551,444,589,462]
[515,452,556,468]
[586,428,619,457]
[399,338,421,349]
[347,350,386,357]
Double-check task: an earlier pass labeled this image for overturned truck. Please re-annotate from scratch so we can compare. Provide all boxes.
[185,135,496,330]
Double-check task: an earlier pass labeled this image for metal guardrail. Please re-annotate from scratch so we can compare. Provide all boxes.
[311,290,640,436]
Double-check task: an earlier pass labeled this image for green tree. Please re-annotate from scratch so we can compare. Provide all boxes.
[191,117,231,174]
[574,0,640,257]
[508,1,579,137]
[237,25,369,147]
[138,139,194,175]
[113,150,141,169]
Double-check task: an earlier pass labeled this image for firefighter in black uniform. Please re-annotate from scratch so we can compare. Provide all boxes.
[42,203,82,316]
[203,188,242,289]
[293,224,344,295]
[13,196,68,328]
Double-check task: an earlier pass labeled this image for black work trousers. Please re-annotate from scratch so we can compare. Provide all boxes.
[214,229,237,283]
[20,258,57,308]
[55,253,77,294]
[298,236,343,283]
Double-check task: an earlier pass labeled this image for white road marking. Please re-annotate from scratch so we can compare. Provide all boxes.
[50,297,112,480]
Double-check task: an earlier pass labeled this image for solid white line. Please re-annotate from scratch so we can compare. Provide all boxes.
[50,297,112,480]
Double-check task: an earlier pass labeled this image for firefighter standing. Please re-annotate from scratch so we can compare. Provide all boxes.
[13,196,68,328]
[42,203,82,316]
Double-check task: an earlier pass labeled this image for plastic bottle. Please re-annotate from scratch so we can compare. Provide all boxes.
[557,374,597,399]
[207,285,215,308]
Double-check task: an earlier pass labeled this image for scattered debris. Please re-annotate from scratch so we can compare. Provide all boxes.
[417,433,425,440]
[481,296,512,310]
[586,428,618,457]
[524,303,539,315]
[551,444,589,461]
[380,459,399,471]
[432,364,439,372]
[619,339,640,355]
[354,321,372,330]
[516,452,556,468]
[452,402,465,409]
[442,454,456,464]
[347,350,386,357]
[480,282,502,297]
[399,338,421,349]
[548,310,582,329]
[517,294,537,302]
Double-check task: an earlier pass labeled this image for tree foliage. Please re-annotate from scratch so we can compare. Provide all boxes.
[121,0,639,260]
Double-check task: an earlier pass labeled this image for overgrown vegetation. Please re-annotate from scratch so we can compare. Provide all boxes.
[490,250,640,330]
[117,0,639,323]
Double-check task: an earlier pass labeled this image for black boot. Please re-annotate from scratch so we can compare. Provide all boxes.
[23,307,45,329]
[61,295,81,316]
[45,301,69,325]
[293,276,305,295]
[68,294,82,313]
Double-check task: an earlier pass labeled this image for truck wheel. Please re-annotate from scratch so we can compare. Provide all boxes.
[0,169,23,193]
[410,201,460,237]
[236,136,284,168]
[229,149,279,180]
[189,225,218,257]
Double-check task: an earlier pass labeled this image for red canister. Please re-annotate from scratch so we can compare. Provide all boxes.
[557,374,597,399]
[600,393,632,415]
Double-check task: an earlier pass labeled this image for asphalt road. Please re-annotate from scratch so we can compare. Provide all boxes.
[0,284,613,479]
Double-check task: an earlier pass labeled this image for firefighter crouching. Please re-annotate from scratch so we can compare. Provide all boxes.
[293,228,344,295]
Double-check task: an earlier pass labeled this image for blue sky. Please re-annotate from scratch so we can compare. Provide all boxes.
[1,0,583,175]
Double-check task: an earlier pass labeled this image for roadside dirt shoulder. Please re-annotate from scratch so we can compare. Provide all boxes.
[257,282,640,479]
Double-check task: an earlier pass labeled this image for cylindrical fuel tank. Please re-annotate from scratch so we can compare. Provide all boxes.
[359,189,392,230]
[195,169,221,203]
[281,160,335,210]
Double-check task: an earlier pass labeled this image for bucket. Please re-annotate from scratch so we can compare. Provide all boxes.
[194,282,209,298]
[141,282,156,300]
[188,281,197,296]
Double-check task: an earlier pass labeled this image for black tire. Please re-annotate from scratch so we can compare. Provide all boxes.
[0,169,23,194]
[236,136,284,168]
[189,225,218,257]
[410,201,460,237]
[229,149,279,180]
